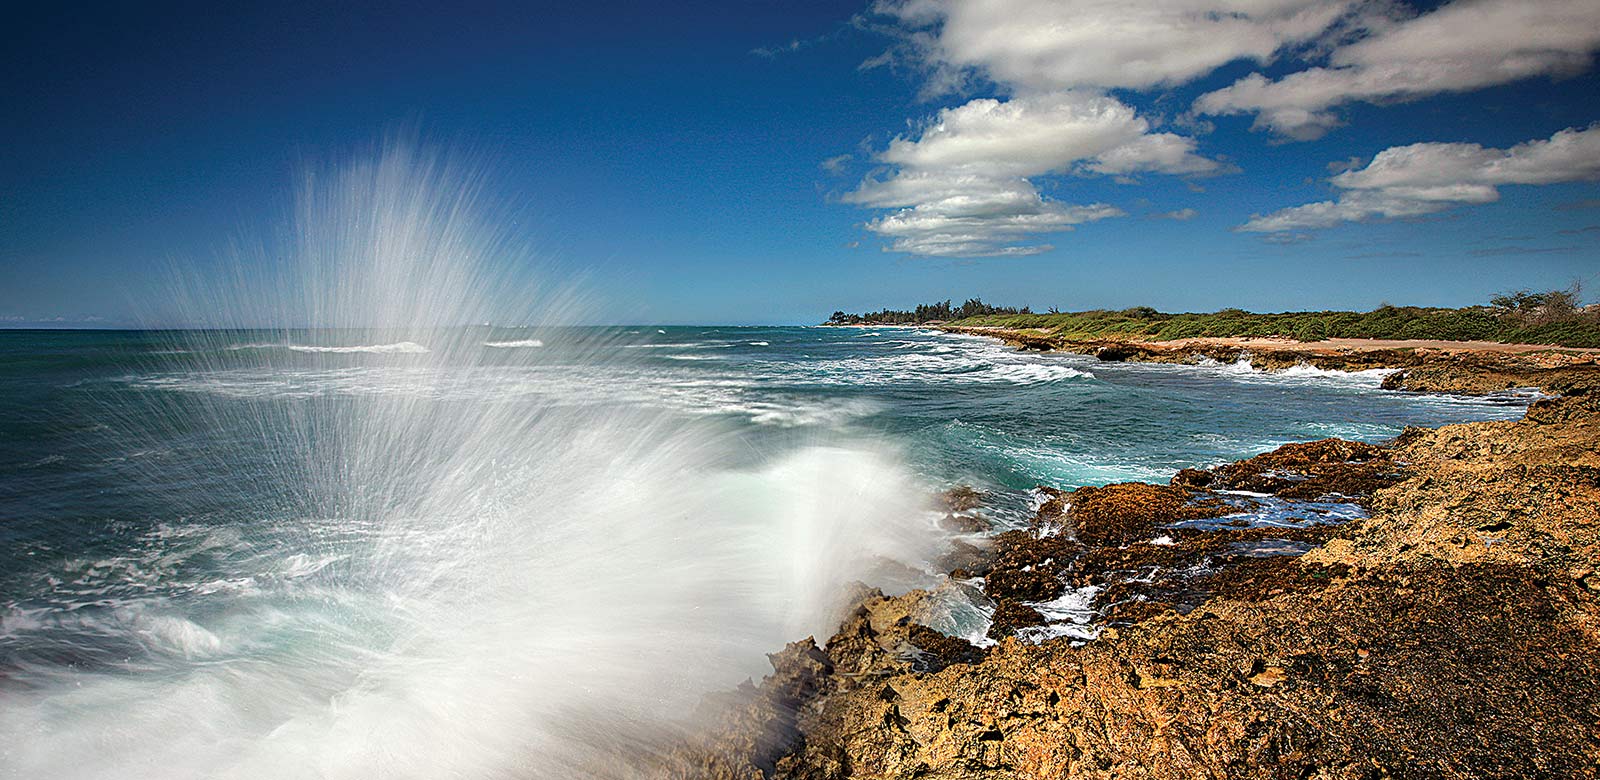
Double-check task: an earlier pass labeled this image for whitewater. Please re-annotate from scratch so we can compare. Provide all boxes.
[0,146,1531,779]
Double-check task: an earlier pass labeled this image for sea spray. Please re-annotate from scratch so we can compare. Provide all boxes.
[0,143,942,778]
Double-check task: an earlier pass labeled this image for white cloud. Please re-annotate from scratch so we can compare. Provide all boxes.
[846,92,1219,256]
[1197,0,1600,139]
[875,0,1359,92]
[845,170,1124,256]
[1155,208,1199,220]
[878,93,1220,177]
[1241,123,1600,231]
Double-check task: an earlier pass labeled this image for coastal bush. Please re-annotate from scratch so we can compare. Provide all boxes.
[1294,318,1329,342]
[836,286,1598,347]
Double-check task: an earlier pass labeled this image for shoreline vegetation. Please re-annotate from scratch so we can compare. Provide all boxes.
[651,313,1600,778]
[825,286,1600,349]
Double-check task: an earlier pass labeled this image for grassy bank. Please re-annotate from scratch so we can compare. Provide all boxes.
[951,305,1600,348]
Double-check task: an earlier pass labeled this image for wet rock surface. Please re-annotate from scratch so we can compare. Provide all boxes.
[1173,438,1403,500]
[654,367,1600,779]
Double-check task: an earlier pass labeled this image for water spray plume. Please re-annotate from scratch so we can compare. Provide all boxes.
[0,142,941,778]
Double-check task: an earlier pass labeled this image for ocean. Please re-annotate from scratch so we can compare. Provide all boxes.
[0,325,1530,777]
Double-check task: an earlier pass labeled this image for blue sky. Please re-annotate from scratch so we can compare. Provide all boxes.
[2,0,1597,326]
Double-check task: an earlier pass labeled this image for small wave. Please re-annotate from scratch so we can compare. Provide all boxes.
[135,614,226,659]
[747,341,770,347]
[1277,363,1399,380]
[279,553,349,579]
[288,342,430,354]
[720,398,883,428]
[1195,356,1258,374]
[228,342,430,354]
[624,341,731,349]
[483,339,544,348]
[1186,356,1400,386]
[984,363,1091,385]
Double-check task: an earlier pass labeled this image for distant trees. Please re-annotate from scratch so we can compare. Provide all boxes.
[828,298,1030,325]
[1489,282,1586,324]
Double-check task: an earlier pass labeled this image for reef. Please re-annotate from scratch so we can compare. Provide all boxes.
[654,363,1600,779]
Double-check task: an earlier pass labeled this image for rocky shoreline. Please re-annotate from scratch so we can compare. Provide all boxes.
[940,324,1600,395]
[651,339,1600,779]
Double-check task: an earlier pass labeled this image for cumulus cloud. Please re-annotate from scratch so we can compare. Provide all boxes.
[1154,208,1199,220]
[877,94,1219,177]
[845,170,1126,256]
[1240,123,1600,231]
[846,91,1219,256]
[875,0,1360,93]
[1197,0,1600,139]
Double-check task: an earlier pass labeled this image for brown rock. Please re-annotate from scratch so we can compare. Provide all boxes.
[1068,482,1231,545]
[905,624,985,672]
[1181,437,1405,502]
[986,601,1047,640]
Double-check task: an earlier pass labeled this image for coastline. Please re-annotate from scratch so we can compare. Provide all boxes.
[660,338,1600,778]
[940,324,1600,395]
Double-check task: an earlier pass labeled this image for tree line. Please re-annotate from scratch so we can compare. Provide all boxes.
[826,298,1031,325]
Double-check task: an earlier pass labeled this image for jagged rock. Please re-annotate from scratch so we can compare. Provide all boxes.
[984,565,1065,603]
[1094,344,1134,361]
[941,485,983,512]
[905,624,985,672]
[937,513,989,534]
[1525,391,1600,425]
[938,540,991,577]
[986,601,1047,640]
[1179,437,1403,502]
[1067,482,1231,545]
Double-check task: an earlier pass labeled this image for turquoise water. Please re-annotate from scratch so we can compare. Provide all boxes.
[0,325,1528,776]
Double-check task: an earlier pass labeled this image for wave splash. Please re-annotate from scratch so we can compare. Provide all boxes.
[0,143,940,779]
